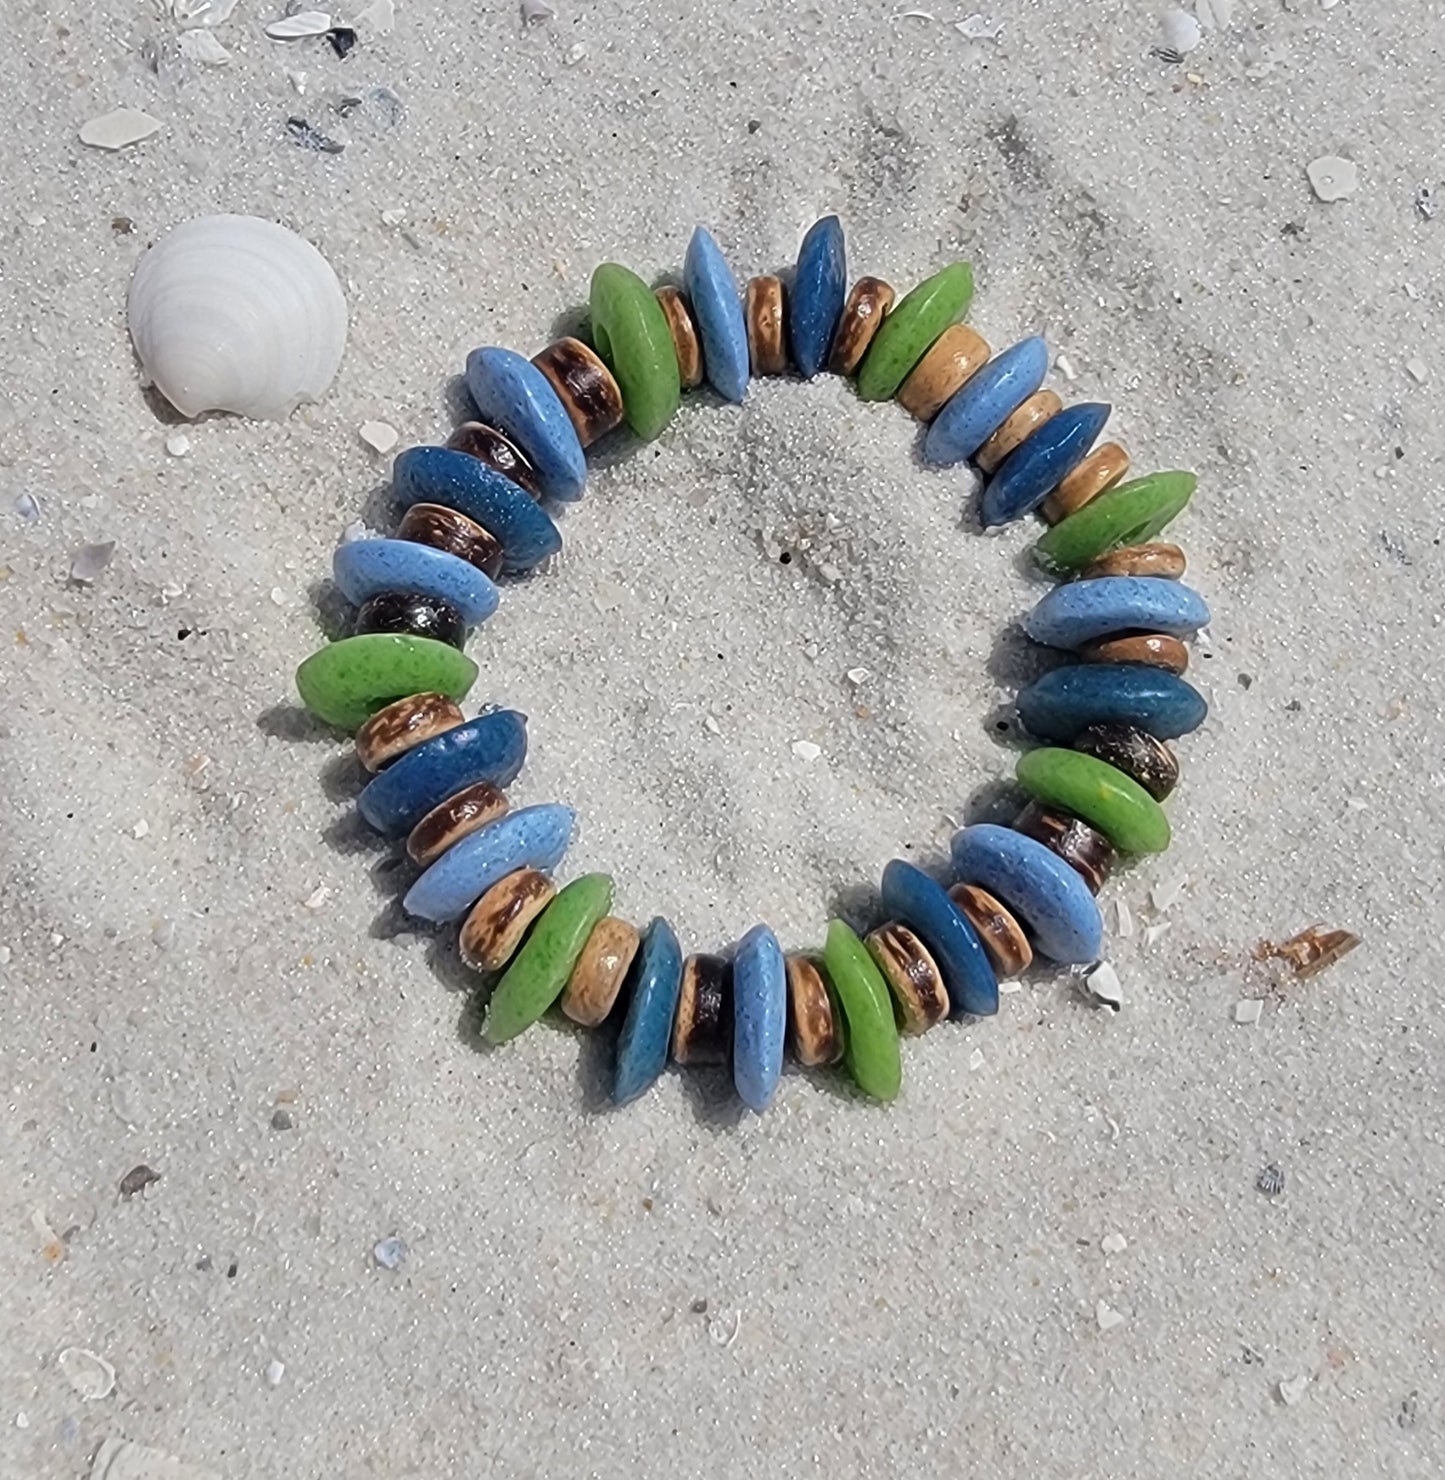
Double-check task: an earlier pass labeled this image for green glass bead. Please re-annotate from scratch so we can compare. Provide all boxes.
[856,261,974,402]
[485,873,613,1044]
[589,263,681,441]
[1016,747,1170,854]
[295,634,478,731]
[821,919,902,1101]
[1033,471,1196,575]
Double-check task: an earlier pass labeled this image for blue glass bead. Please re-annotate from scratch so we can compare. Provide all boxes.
[333,539,499,629]
[401,802,575,923]
[879,859,998,1018]
[614,917,684,1105]
[392,446,561,573]
[788,215,847,379]
[1023,577,1212,649]
[981,402,1112,527]
[923,336,1049,467]
[951,824,1103,964]
[732,924,786,1111]
[1016,663,1208,743]
[464,347,587,502]
[358,710,528,838]
[683,228,749,404]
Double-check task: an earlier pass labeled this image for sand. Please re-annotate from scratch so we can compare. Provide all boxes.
[2,0,1442,1474]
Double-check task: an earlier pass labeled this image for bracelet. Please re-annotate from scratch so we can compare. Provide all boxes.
[294,215,1210,1111]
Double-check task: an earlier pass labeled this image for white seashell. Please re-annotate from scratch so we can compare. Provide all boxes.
[127,214,348,420]
[79,108,162,150]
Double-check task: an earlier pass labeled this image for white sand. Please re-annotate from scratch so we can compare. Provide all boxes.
[2,0,1442,1473]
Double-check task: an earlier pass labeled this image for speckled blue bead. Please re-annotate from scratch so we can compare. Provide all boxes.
[789,215,847,379]
[1023,578,1212,649]
[1017,663,1209,742]
[613,917,684,1105]
[392,446,561,573]
[683,227,750,404]
[357,710,528,838]
[879,859,998,1018]
[401,803,575,923]
[732,924,786,1111]
[333,539,499,628]
[464,347,587,503]
[950,824,1103,965]
[923,336,1049,467]
[981,402,1112,527]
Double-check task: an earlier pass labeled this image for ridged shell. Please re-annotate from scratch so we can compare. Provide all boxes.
[127,214,347,420]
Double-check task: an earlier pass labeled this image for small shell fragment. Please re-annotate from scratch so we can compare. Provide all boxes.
[1306,155,1359,203]
[171,0,239,22]
[176,29,233,65]
[1083,960,1123,1011]
[791,740,821,762]
[80,109,162,151]
[1233,998,1263,1025]
[1095,1301,1125,1333]
[372,1235,407,1270]
[520,0,554,23]
[1255,923,1360,979]
[266,11,334,39]
[264,1359,286,1388]
[359,420,398,454]
[1101,1232,1128,1255]
[1158,8,1202,55]
[58,1347,116,1401]
[70,542,116,585]
[1278,1374,1309,1406]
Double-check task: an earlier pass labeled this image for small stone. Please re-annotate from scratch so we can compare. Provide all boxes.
[119,1164,162,1199]
[359,420,398,454]
[80,109,162,151]
[270,1108,295,1131]
[265,1359,286,1388]
[845,666,871,686]
[791,740,821,762]
[1415,185,1437,220]
[70,542,116,585]
[164,432,192,457]
[1096,1300,1125,1332]
[1101,1232,1128,1255]
[130,820,149,839]
[373,1235,407,1270]
[1234,998,1263,1025]
[270,587,287,606]
[690,1297,708,1314]
[1278,1374,1309,1406]
[1083,961,1124,1011]
[327,26,357,57]
[14,491,40,523]
[1306,155,1359,202]
[1405,358,1428,384]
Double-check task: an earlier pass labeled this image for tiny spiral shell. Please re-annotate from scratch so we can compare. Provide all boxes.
[127,214,348,420]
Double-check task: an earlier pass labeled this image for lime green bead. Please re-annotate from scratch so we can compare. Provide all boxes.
[485,873,613,1044]
[1016,748,1170,854]
[1033,471,1196,575]
[589,264,681,441]
[856,261,974,402]
[295,634,477,731]
[822,919,902,1101]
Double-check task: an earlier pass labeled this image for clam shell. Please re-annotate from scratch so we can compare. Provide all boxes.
[127,214,348,420]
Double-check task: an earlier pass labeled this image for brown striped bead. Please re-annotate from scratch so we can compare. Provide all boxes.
[897,323,992,420]
[654,287,703,389]
[1041,441,1129,523]
[446,421,543,498]
[354,692,464,773]
[786,953,842,1066]
[459,868,555,973]
[1081,631,1189,674]
[828,277,895,376]
[948,883,1033,978]
[1081,542,1187,580]
[1013,802,1115,894]
[560,916,640,1027]
[532,337,625,447]
[396,502,504,580]
[745,276,788,376]
[866,923,949,1035]
[672,954,732,1066]
[1072,723,1179,801]
[975,390,1064,473]
[406,780,510,867]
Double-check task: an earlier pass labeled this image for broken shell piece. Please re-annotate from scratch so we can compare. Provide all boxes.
[1233,998,1263,1025]
[359,420,398,454]
[1157,8,1201,56]
[70,542,116,584]
[1095,1300,1125,1332]
[80,108,162,151]
[520,0,554,23]
[171,0,239,22]
[1082,960,1123,1011]
[1306,155,1359,202]
[1255,924,1360,979]
[58,1347,116,1401]
[1278,1374,1309,1406]
[176,29,232,64]
[265,11,334,38]
[1101,1232,1128,1255]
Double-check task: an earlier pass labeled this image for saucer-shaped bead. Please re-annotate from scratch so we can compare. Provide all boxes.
[857,260,974,402]
[822,920,902,1101]
[923,336,1050,466]
[981,402,1112,527]
[1033,471,1196,574]
[788,215,846,379]
[333,538,499,628]
[1016,663,1208,743]
[682,227,748,399]
[589,262,682,441]
[1017,749,1171,855]
[613,918,683,1105]
[295,634,477,731]
[464,346,587,501]
[879,859,998,1019]
[732,924,787,1111]
[1023,576,1210,649]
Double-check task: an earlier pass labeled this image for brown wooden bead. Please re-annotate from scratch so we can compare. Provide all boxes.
[828,276,895,376]
[897,323,992,420]
[532,337,625,447]
[865,923,949,1035]
[1081,631,1189,674]
[786,953,842,1066]
[560,916,640,1027]
[948,883,1033,978]
[1081,542,1187,580]
[654,287,703,389]
[446,421,543,498]
[975,390,1065,473]
[459,868,555,973]
[745,276,788,376]
[354,692,464,773]
[1041,441,1129,523]
[406,780,510,868]
[1013,801,1115,895]
[672,953,732,1066]
[396,502,503,580]
[1072,723,1179,801]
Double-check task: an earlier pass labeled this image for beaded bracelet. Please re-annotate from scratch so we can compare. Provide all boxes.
[294,215,1210,1111]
